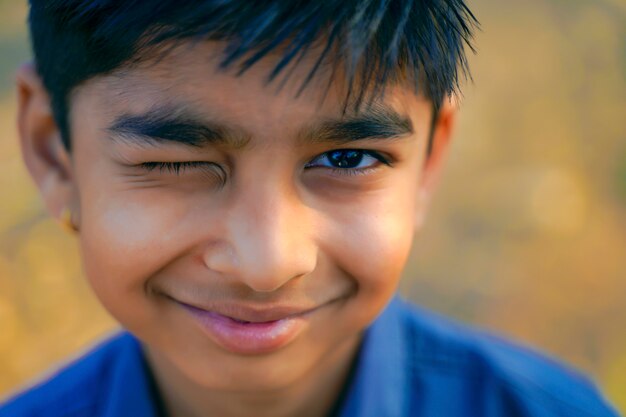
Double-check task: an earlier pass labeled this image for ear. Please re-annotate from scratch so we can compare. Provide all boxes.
[16,62,79,228]
[414,95,457,231]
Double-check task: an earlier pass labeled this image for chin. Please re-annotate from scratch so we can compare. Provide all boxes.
[184,353,312,392]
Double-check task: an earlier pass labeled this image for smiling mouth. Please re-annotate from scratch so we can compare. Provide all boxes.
[173,299,323,323]
[165,295,347,355]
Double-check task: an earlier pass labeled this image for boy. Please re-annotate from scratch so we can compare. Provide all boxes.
[0,0,619,416]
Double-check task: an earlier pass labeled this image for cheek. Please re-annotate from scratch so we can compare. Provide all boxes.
[325,186,417,300]
[77,189,195,323]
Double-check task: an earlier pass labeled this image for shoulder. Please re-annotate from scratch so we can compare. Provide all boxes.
[0,331,137,417]
[393,298,620,417]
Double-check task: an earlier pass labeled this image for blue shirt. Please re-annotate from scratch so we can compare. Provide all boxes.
[0,296,619,417]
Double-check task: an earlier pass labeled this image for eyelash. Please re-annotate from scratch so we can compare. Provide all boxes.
[138,150,391,177]
[139,161,215,175]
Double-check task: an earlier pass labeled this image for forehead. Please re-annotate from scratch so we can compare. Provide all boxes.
[71,40,431,134]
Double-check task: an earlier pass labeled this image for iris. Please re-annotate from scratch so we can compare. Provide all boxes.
[327,150,364,168]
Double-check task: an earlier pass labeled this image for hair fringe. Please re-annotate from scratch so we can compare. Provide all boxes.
[29,0,479,148]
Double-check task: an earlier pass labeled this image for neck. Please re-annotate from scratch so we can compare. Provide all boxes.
[144,336,361,417]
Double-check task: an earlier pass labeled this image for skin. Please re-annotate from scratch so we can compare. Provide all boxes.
[16,41,456,417]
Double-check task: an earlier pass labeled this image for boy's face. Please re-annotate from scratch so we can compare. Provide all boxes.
[17,41,454,391]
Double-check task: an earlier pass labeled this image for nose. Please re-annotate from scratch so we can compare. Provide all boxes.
[202,180,317,292]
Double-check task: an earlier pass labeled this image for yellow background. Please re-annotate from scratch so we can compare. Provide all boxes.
[0,0,625,412]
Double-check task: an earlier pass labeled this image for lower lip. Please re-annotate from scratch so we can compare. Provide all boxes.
[178,303,308,355]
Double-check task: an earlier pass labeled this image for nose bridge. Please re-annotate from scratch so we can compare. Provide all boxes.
[225,176,316,292]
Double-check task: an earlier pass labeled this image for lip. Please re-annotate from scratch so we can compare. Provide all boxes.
[171,299,325,355]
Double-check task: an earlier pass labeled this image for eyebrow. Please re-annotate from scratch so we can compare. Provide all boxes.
[302,104,414,145]
[106,103,413,149]
[107,106,250,149]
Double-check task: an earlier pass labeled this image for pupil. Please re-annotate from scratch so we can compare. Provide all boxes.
[329,150,363,168]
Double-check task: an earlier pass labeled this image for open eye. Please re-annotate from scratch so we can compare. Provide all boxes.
[305,149,390,174]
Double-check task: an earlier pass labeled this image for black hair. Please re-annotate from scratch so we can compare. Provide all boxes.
[28,0,478,151]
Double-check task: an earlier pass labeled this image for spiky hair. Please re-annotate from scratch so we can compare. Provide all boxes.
[28,0,478,150]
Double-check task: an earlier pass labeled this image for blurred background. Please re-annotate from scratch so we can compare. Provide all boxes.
[0,0,624,412]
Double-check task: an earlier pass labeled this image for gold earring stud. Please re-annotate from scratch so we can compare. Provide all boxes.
[60,207,79,233]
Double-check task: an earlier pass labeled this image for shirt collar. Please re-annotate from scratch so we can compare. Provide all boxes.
[102,334,163,417]
[336,295,410,417]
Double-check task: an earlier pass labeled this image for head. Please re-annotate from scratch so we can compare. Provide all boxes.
[17,0,476,395]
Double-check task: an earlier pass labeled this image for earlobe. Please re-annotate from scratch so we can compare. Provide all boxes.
[414,96,458,232]
[16,62,78,227]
